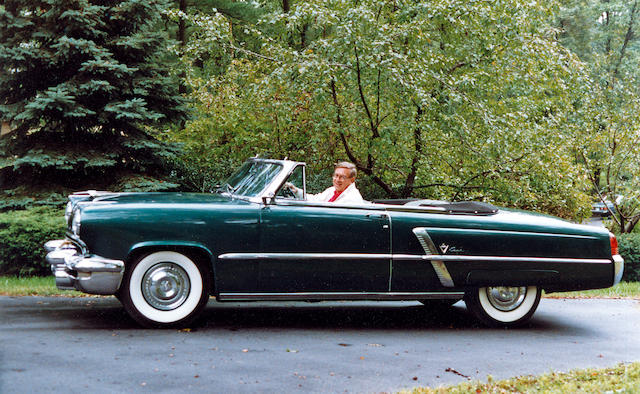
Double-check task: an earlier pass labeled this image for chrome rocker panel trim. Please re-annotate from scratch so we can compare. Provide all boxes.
[218,292,465,301]
[46,239,124,295]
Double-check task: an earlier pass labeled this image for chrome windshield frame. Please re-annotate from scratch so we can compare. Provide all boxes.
[222,158,306,204]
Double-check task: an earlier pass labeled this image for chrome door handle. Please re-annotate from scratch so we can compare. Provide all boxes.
[365,213,388,219]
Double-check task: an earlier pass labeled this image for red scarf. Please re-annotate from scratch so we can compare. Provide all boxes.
[328,189,344,202]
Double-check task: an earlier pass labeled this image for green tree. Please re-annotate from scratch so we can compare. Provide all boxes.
[171,0,590,218]
[0,0,187,195]
[559,0,640,232]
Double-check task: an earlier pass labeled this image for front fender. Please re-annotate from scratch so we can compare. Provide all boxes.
[126,241,217,293]
[127,241,215,272]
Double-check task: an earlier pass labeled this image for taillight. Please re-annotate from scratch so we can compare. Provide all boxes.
[609,232,619,256]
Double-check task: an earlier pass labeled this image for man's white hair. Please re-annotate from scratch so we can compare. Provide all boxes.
[335,161,357,179]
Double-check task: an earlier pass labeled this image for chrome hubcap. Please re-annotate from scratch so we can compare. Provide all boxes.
[486,286,527,312]
[142,263,190,311]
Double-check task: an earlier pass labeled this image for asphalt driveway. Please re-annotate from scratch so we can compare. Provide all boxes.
[1,296,639,393]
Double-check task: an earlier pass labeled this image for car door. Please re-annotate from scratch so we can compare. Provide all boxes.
[258,202,391,293]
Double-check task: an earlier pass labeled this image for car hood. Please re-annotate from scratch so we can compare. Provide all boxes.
[91,192,242,206]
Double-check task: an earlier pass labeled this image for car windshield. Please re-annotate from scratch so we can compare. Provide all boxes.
[223,161,283,197]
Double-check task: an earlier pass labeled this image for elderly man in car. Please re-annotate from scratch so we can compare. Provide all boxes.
[287,161,364,204]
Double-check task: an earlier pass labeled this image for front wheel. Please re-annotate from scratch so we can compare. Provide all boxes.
[120,251,209,328]
[464,286,541,327]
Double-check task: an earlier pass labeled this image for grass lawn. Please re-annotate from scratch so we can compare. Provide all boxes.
[0,276,84,297]
[404,362,640,393]
[544,281,640,299]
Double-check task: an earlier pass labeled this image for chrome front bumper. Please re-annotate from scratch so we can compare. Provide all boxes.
[45,239,124,295]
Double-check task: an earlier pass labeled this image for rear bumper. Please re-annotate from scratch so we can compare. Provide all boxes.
[613,254,624,286]
[45,239,124,295]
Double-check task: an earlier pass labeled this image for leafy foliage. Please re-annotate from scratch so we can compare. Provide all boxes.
[559,0,640,231]
[0,187,67,212]
[618,233,640,282]
[0,207,66,276]
[2,0,637,225]
[0,0,187,192]
[169,0,592,218]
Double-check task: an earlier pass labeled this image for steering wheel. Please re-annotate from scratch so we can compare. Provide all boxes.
[280,185,296,199]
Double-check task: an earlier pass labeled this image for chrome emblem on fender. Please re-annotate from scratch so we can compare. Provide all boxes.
[439,243,450,254]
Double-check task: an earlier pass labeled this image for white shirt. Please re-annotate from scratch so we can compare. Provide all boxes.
[307,183,365,204]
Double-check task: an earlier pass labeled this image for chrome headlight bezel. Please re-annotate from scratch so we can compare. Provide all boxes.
[65,201,73,223]
[71,209,82,235]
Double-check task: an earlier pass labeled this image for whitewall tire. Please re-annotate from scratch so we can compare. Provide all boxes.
[464,286,541,327]
[120,251,209,328]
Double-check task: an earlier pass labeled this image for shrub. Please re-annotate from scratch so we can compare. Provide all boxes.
[0,207,66,276]
[0,188,67,212]
[617,233,640,282]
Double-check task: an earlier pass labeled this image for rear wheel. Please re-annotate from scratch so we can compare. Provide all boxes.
[464,286,541,327]
[120,251,209,328]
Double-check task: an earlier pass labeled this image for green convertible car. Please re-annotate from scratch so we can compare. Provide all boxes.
[45,158,624,328]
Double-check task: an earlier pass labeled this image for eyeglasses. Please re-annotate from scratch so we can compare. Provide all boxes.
[333,174,351,180]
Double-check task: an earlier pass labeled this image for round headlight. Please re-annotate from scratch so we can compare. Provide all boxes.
[71,209,82,235]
